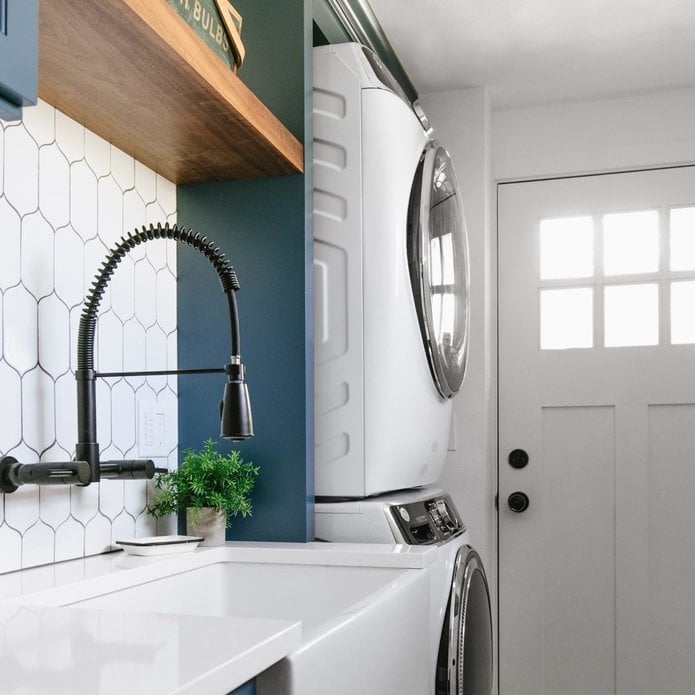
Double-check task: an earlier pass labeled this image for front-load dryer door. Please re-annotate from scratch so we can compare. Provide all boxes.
[436,546,493,695]
[408,141,470,398]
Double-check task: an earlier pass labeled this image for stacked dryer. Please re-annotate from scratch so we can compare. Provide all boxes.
[313,43,492,695]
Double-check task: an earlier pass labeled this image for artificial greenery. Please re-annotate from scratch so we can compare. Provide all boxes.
[148,439,259,527]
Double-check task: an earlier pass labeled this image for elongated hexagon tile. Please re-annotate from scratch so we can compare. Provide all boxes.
[84,512,111,556]
[133,259,157,328]
[156,174,177,217]
[83,236,110,310]
[54,372,77,450]
[96,309,124,374]
[95,380,112,450]
[54,225,85,308]
[0,525,22,573]
[111,146,135,191]
[125,476,148,517]
[21,366,56,456]
[123,189,146,238]
[22,521,56,568]
[145,200,166,223]
[134,162,157,205]
[123,319,146,388]
[54,516,85,562]
[110,256,135,322]
[111,510,135,545]
[0,111,178,570]
[3,284,38,373]
[145,324,167,371]
[70,480,99,525]
[22,521,56,570]
[145,227,169,270]
[98,473,124,521]
[69,305,83,374]
[55,110,84,163]
[111,380,136,454]
[38,484,71,530]
[4,125,39,215]
[145,325,167,394]
[4,484,40,534]
[38,143,70,228]
[84,130,110,178]
[70,160,98,241]
[21,212,55,300]
[156,268,177,334]
[0,362,22,452]
[22,100,55,147]
[167,331,178,372]
[97,176,123,249]
[38,294,70,377]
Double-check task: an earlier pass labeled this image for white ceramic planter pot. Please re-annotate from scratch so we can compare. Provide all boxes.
[186,507,226,546]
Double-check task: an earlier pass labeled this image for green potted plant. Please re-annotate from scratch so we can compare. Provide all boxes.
[148,439,259,546]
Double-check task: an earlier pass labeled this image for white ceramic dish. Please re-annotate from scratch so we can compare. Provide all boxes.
[115,535,204,556]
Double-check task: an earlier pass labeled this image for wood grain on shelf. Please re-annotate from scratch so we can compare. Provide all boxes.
[39,0,304,184]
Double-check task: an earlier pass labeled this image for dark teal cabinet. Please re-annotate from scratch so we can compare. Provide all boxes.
[0,0,38,120]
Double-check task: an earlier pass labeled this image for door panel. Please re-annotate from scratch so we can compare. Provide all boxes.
[498,166,695,695]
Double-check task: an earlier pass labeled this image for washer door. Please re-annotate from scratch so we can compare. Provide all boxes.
[408,140,470,399]
[435,546,493,695]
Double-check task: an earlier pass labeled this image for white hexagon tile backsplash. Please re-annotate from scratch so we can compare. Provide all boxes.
[0,100,178,573]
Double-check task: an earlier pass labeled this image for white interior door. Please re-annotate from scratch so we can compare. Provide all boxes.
[498,166,695,695]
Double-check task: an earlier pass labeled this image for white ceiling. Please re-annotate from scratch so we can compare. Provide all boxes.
[368,0,695,108]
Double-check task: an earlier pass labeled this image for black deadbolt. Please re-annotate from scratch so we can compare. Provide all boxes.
[508,491,530,513]
[508,449,529,469]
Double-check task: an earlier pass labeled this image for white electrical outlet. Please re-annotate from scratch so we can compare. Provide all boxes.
[137,405,168,458]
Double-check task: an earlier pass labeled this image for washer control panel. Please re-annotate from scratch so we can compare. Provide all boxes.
[389,493,465,545]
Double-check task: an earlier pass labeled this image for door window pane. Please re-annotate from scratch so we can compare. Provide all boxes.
[670,207,695,271]
[603,210,659,276]
[604,283,658,347]
[671,280,695,344]
[540,288,593,350]
[540,216,593,279]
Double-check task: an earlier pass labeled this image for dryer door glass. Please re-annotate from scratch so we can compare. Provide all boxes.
[436,547,493,695]
[408,141,470,398]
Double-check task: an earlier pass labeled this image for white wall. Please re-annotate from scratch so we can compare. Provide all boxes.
[419,88,496,584]
[427,86,695,578]
[0,100,178,573]
[493,86,695,180]
[421,85,695,695]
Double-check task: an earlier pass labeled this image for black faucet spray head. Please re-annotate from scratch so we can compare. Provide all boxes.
[220,361,254,440]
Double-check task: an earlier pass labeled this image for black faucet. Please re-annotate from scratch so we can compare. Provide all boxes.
[0,223,253,494]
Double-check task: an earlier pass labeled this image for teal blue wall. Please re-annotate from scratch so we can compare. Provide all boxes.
[176,0,313,542]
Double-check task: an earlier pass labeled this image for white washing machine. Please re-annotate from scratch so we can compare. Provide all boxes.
[313,43,470,498]
[316,488,493,695]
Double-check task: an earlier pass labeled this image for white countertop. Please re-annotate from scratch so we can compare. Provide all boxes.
[0,541,435,694]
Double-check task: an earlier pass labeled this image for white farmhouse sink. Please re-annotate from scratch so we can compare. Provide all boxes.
[72,561,400,637]
[4,544,432,695]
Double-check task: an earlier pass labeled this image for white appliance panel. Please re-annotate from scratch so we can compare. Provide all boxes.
[313,43,453,498]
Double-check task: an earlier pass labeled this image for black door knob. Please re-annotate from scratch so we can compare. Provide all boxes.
[508,491,530,513]
[508,449,529,469]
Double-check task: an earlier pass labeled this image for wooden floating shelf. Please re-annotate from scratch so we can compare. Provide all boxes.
[39,0,304,184]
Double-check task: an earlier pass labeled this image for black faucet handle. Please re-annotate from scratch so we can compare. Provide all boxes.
[99,460,155,480]
[0,457,91,493]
